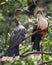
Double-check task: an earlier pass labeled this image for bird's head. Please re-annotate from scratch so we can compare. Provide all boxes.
[36,11,43,17]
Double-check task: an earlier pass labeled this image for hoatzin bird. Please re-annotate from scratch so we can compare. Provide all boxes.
[31,11,49,51]
[1,20,26,62]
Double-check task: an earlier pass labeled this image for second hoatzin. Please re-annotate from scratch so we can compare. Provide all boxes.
[31,11,49,51]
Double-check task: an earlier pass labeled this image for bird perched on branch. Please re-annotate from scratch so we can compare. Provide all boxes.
[31,11,49,52]
[1,20,26,62]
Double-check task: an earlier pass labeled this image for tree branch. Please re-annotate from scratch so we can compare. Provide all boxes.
[39,60,52,65]
[10,29,41,48]
[20,51,52,57]
[49,24,52,28]
[0,51,52,64]
[10,24,52,48]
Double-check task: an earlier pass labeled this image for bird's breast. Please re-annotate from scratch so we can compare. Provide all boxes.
[37,17,48,30]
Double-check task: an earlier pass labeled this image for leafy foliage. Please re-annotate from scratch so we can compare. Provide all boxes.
[0,0,52,65]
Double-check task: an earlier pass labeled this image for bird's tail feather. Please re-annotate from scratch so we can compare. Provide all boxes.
[4,45,19,57]
[32,35,41,51]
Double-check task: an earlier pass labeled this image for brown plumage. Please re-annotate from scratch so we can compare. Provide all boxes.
[31,11,49,51]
